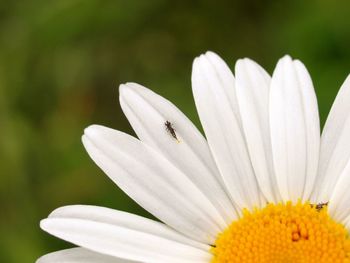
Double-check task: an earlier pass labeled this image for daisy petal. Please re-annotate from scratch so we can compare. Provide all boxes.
[312,75,350,203]
[48,205,208,250]
[40,218,212,263]
[293,60,320,201]
[328,160,350,221]
[119,83,236,224]
[270,56,320,202]
[82,125,225,243]
[36,248,131,263]
[235,58,280,203]
[192,51,261,211]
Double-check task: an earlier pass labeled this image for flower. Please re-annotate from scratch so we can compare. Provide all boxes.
[38,52,350,262]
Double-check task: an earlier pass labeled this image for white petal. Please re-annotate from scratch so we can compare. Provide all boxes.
[328,159,350,221]
[270,56,320,202]
[235,58,281,203]
[40,218,212,263]
[312,75,350,203]
[82,125,225,243]
[119,83,237,224]
[293,60,320,200]
[49,205,208,251]
[192,51,261,211]
[36,248,132,263]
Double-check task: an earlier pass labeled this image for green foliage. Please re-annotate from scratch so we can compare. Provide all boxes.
[1,0,350,261]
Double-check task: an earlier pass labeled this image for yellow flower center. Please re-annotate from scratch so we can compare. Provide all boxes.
[211,202,350,263]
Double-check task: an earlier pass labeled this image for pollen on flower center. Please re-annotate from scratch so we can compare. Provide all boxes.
[211,202,350,263]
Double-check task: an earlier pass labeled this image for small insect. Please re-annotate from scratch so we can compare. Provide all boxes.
[165,121,180,142]
[315,202,328,212]
[311,202,329,212]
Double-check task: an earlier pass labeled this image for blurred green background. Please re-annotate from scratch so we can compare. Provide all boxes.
[1,0,350,261]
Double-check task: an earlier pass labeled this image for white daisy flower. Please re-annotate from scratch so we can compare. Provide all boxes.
[38,52,350,262]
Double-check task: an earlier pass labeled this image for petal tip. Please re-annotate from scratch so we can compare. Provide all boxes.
[119,82,135,95]
[84,125,101,137]
[118,83,128,94]
[279,54,293,63]
[39,218,49,231]
[119,82,149,100]
[204,50,219,58]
